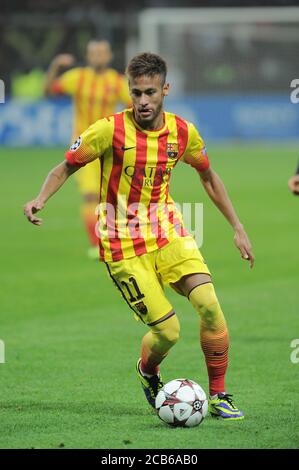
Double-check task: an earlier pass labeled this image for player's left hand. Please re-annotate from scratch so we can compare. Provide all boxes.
[233,225,255,269]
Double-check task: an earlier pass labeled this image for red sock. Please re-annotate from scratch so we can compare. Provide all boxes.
[200,321,229,396]
[140,344,161,376]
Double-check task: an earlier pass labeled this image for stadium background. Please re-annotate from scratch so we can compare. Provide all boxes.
[0,0,298,449]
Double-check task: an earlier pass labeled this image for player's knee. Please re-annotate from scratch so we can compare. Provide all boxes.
[189,283,226,330]
[201,301,225,331]
[153,315,180,347]
[164,323,180,346]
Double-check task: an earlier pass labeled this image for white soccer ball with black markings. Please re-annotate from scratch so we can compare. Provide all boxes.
[155,379,208,427]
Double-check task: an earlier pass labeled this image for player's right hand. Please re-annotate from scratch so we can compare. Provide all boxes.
[52,54,75,68]
[288,174,299,195]
[23,200,44,225]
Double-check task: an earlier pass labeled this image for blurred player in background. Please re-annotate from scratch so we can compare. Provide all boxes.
[288,161,299,195]
[25,52,254,420]
[45,39,131,258]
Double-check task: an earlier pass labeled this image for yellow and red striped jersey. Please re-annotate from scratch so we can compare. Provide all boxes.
[65,109,210,262]
[51,67,131,138]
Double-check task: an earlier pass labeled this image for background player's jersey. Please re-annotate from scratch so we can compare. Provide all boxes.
[51,67,131,139]
[65,109,210,262]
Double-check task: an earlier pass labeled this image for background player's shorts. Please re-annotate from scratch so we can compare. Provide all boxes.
[105,236,211,326]
[74,158,100,195]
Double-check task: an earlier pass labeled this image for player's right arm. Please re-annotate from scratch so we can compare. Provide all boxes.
[44,54,75,96]
[24,118,113,225]
[24,161,79,225]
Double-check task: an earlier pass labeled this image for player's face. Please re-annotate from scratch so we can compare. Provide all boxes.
[129,74,169,129]
[86,41,112,71]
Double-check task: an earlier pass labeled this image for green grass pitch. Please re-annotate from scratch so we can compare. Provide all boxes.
[0,144,298,449]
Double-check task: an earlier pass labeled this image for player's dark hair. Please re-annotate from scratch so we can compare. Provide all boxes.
[126,52,167,86]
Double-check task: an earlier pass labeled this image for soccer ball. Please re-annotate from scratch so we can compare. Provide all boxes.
[155,378,208,427]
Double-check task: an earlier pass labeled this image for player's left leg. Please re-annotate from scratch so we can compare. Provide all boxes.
[174,273,244,420]
[156,236,243,420]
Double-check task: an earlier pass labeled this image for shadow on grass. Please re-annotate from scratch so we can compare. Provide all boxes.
[1,400,239,434]
[0,400,151,417]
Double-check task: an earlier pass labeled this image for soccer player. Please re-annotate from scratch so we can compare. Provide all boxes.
[45,39,131,257]
[288,162,299,195]
[25,52,254,420]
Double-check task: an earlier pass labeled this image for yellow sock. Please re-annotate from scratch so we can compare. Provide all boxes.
[140,314,180,375]
[189,283,229,396]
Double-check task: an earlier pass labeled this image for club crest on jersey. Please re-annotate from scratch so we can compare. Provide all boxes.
[167,143,179,159]
[70,136,82,151]
[134,301,148,315]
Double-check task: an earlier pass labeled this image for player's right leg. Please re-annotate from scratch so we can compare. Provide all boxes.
[137,313,180,408]
[106,253,180,409]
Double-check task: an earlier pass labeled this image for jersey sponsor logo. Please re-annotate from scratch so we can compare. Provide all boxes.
[70,136,82,151]
[167,142,179,159]
[124,165,171,187]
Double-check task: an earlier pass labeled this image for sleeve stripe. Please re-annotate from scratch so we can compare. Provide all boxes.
[65,150,85,167]
[193,156,210,173]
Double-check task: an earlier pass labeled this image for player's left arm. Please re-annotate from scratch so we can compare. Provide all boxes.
[181,122,254,268]
[199,167,255,268]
